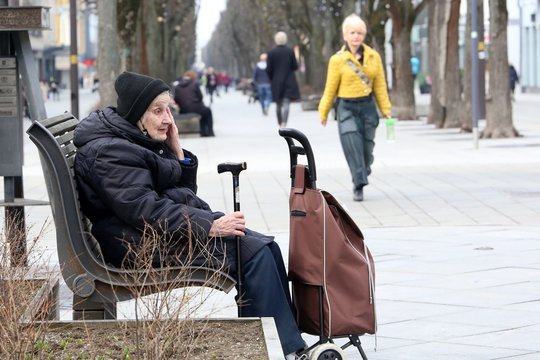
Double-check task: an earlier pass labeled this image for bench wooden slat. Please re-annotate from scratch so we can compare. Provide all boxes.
[48,119,79,137]
[56,131,74,146]
[39,112,75,128]
[61,142,77,158]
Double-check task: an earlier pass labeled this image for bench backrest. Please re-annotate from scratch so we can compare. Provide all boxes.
[27,113,235,302]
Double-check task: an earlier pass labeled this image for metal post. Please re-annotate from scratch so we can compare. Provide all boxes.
[1,3,51,268]
[471,0,480,149]
[70,0,79,119]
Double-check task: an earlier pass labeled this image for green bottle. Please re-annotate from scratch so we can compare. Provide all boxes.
[385,118,396,143]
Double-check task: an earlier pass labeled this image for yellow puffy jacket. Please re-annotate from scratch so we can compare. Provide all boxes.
[318,44,391,121]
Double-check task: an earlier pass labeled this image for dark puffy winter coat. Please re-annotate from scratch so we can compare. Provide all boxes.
[73,107,271,267]
[266,45,300,101]
[173,78,204,112]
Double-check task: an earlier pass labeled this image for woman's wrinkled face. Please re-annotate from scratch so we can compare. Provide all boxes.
[140,92,171,141]
[343,21,367,49]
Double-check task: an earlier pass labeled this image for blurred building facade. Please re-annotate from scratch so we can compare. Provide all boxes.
[519,0,539,92]
[409,0,539,94]
[22,0,97,89]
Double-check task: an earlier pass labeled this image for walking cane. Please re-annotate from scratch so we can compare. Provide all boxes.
[217,162,247,317]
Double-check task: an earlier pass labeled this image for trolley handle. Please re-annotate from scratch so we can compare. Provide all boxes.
[279,128,317,188]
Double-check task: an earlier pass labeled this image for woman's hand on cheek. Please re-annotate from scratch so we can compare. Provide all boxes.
[167,107,179,136]
[165,107,184,159]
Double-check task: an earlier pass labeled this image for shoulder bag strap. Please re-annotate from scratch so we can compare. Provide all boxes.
[338,51,372,90]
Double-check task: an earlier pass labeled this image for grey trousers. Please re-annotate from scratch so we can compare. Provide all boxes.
[276,98,290,126]
[336,97,380,190]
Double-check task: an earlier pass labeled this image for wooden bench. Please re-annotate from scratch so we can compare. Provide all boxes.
[174,112,201,134]
[26,113,235,320]
[301,94,322,111]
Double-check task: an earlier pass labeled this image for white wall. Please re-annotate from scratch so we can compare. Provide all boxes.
[507,0,522,74]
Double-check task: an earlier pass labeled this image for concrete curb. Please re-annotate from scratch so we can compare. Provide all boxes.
[261,317,284,359]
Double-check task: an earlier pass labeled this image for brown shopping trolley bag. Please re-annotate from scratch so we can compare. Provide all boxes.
[279,128,376,360]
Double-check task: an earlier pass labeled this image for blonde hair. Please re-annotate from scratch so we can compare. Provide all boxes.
[274,31,288,45]
[342,14,366,36]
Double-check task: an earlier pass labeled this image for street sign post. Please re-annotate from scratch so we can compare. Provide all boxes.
[0,4,50,266]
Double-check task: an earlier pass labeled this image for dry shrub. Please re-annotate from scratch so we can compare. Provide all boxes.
[0,218,58,359]
[124,221,233,359]
[0,215,261,359]
[56,219,245,359]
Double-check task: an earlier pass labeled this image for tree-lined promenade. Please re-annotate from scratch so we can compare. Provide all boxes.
[96,0,516,138]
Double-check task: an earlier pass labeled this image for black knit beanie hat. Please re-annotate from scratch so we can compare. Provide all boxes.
[115,71,170,125]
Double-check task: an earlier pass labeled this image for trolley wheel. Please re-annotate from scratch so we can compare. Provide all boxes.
[310,343,345,360]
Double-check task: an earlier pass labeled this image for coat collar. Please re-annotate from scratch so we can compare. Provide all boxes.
[339,44,375,66]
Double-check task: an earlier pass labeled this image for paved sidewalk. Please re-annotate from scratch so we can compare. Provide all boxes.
[4,87,540,359]
[183,90,540,359]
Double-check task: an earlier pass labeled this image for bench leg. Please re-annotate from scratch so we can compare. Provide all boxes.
[72,295,117,320]
[43,279,60,321]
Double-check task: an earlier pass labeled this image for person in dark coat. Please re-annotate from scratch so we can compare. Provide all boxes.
[73,72,305,358]
[203,67,218,104]
[509,64,519,100]
[173,70,214,137]
[266,31,300,128]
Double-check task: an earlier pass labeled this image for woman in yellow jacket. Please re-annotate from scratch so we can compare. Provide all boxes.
[319,14,391,201]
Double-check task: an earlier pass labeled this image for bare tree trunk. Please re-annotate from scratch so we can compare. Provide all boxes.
[483,0,518,138]
[140,1,162,78]
[389,5,416,120]
[97,0,120,108]
[362,0,389,73]
[428,0,445,126]
[117,0,141,72]
[442,0,462,128]
[300,1,327,94]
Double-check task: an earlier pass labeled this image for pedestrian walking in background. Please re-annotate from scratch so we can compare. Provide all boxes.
[39,80,49,102]
[509,64,519,101]
[49,79,60,101]
[204,67,218,104]
[253,53,272,116]
[173,70,215,137]
[266,31,300,128]
[318,14,391,202]
[217,71,231,93]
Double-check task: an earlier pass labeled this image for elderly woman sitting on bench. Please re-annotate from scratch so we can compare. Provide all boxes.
[73,72,305,359]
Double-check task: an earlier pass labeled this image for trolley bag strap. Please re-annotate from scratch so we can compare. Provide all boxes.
[293,165,308,194]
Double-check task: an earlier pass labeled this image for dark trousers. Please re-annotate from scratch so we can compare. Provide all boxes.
[181,104,214,137]
[337,97,380,190]
[227,241,304,355]
[207,87,218,104]
[276,98,291,126]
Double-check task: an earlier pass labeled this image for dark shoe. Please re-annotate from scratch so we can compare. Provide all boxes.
[353,188,364,201]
